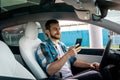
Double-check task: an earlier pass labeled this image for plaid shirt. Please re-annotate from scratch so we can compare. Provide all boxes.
[35,38,76,78]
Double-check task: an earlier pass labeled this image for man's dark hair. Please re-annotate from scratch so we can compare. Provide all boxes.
[45,19,59,30]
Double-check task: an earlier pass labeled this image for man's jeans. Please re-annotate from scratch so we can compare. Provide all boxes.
[67,69,102,80]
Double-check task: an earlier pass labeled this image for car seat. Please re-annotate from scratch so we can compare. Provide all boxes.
[0,40,35,79]
[19,22,47,79]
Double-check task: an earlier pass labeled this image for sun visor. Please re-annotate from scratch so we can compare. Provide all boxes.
[75,9,90,20]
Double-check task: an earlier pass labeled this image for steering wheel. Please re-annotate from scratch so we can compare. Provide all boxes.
[99,39,112,70]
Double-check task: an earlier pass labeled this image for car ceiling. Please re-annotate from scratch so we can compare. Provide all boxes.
[1,0,120,13]
[0,0,120,34]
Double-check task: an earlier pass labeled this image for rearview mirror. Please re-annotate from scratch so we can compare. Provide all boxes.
[92,14,101,21]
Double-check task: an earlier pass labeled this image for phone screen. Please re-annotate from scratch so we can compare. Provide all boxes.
[75,38,82,47]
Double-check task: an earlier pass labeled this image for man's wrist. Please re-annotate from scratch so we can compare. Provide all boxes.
[65,52,71,59]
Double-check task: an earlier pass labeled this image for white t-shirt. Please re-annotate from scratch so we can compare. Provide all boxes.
[54,44,73,79]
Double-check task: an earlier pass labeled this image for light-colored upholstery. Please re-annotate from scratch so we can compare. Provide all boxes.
[19,22,47,79]
[0,40,35,79]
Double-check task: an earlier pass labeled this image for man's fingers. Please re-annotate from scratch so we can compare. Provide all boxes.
[76,47,81,52]
[75,44,79,48]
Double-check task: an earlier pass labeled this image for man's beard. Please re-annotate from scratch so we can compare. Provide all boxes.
[50,33,60,40]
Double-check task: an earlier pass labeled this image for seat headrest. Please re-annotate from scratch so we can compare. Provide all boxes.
[25,22,40,40]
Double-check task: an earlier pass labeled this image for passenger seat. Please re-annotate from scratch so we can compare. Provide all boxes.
[19,22,47,79]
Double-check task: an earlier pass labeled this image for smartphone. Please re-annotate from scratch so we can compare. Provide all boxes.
[75,38,82,48]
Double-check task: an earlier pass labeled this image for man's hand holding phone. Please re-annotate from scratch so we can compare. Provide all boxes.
[74,44,81,55]
[68,44,81,57]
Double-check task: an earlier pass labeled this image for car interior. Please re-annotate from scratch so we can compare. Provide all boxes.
[0,0,120,80]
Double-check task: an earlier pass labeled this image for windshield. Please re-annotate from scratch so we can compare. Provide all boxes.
[0,0,40,13]
[105,10,120,25]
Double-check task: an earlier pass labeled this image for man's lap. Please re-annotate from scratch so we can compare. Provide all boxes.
[67,69,102,80]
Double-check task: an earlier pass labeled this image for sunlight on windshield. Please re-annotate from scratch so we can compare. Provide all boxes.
[105,10,120,24]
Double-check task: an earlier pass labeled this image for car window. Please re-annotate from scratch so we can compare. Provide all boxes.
[2,20,119,50]
[109,31,120,49]
[59,20,90,47]
[105,10,120,49]
[2,24,25,46]
[58,20,120,49]
[1,22,44,46]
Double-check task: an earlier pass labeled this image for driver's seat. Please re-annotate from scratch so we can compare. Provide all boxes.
[19,22,47,79]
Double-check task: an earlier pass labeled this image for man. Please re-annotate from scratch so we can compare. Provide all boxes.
[36,19,102,80]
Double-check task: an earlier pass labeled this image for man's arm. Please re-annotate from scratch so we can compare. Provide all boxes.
[47,45,81,75]
[47,52,71,75]
[73,59,91,68]
[73,59,100,70]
